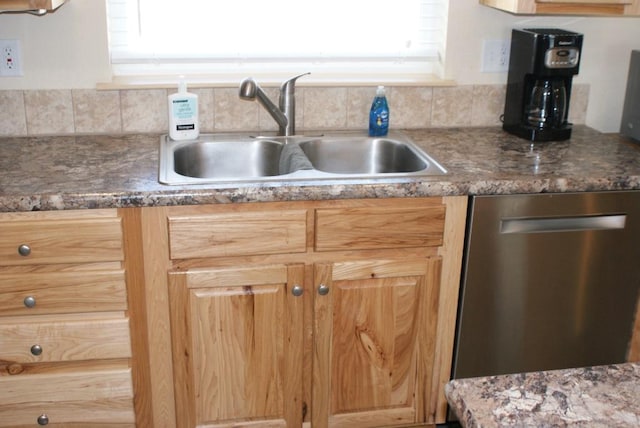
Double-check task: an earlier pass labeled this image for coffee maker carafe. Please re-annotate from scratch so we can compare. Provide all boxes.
[503,28,583,142]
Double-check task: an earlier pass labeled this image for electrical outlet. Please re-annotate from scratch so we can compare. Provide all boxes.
[481,39,510,73]
[0,39,23,77]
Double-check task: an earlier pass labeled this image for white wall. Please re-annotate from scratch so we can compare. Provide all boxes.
[0,1,110,88]
[1,0,639,132]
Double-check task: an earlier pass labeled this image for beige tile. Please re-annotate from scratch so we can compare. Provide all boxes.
[198,88,216,133]
[346,87,373,131]
[390,87,433,129]
[569,83,589,125]
[195,88,215,133]
[303,87,348,130]
[24,90,74,135]
[72,89,122,134]
[292,87,305,133]
[471,85,506,126]
[0,91,27,136]
[214,88,259,132]
[432,86,474,127]
[121,89,168,133]
[257,86,282,133]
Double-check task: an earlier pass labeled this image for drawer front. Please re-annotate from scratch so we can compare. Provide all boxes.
[315,205,446,252]
[0,270,127,316]
[0,218,123,266]
[0,368,135,426]
[0,315,132,363]
[168,210,307,259]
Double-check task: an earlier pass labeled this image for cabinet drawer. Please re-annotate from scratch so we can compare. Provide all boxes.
[168,210,307,259]
[0,270,127,316]
[0,368,135,426]
[315,205,446,252]
[0,218,123,266]
[0,314,131,363]
[0,217,123,266]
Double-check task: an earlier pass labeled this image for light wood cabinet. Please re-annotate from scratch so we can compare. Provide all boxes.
[0,367,134,426]
[0,0,66,13]
[168,264,305,427]
[312,258,441,426]
[138,197,468,427]
[480,0,640,15]
[0,209,136,427]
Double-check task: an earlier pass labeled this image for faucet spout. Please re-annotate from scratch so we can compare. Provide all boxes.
[239,73,310,136]
[239,77,288,132]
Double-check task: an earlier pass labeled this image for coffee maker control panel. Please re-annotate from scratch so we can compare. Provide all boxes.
[545,47,580,69]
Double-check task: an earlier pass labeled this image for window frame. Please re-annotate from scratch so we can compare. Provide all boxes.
[105,0,449,86]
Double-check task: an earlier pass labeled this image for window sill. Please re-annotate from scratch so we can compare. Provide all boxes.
[97,73,457,90]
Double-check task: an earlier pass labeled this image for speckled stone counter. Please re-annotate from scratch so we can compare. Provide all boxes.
[1,126,640,211]
[445,363,640,427]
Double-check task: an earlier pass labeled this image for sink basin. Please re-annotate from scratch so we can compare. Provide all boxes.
[299,137,427,174]
[158,131,446,185]
[173,139,284,179]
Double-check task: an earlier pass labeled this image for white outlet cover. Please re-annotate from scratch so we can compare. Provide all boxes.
[481,39,510,73]
[0,39,23,77]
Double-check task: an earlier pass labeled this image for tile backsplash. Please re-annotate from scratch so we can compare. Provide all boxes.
[0,84,589,137]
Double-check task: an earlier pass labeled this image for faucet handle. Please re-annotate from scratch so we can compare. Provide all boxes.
[280,72,311,94]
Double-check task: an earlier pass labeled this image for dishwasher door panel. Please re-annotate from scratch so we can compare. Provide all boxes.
[453,191,640,380]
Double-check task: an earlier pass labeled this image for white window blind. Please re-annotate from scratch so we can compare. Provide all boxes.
[106,0,448,84]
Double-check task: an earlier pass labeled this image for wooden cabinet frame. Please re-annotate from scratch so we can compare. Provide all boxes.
[136,197,468,427]
[0,208,136,427]
[0,0,66,13]
[480,0,640,15]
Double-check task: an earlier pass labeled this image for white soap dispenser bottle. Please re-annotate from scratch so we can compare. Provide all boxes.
[168,76,199,141]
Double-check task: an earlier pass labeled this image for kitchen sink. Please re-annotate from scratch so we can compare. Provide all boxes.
[173,139,284,179]
[158,131,446,185]
[299,137,427,174]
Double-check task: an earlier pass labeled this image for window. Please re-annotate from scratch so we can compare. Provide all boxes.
[106,0,448,84]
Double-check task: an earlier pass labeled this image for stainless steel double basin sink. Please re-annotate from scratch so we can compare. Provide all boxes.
[158,131,446,185]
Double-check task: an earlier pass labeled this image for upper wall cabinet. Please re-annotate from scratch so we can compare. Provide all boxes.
[0,0,67,14]
[480,0,640,15]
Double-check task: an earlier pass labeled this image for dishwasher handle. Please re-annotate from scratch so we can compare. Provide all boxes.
[500,214,626,234]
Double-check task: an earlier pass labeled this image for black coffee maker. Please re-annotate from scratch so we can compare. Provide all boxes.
[503,28,583,142]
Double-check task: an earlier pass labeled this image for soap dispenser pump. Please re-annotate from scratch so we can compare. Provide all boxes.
[369,86,389,137]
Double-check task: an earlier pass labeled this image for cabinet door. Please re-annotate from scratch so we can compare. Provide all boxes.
[312,258,442,427]
[168,264,305,428]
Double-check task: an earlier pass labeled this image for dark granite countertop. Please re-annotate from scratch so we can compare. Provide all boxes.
[445,363,640,427]
[1,126,640,211]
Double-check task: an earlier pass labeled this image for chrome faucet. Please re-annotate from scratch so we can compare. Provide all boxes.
[239,72,310,136]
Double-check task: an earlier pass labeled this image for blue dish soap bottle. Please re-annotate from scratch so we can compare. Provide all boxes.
[369,86,389,137]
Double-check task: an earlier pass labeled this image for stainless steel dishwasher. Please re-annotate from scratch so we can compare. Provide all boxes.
[452,191,640,381]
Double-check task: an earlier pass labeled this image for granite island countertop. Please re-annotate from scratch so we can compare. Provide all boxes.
[1,126,640,211]
[445,363,640,427]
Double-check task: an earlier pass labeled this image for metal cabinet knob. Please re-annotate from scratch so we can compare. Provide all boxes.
[37,414,49,425]
[30,344,43,356]
[18,244,31,256]
[318,284,329,295]
[291,285,303,297]
[24,296,36,308]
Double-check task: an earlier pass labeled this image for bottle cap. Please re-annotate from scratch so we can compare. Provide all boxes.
[178,75,187,93]
[376,85,385,96]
